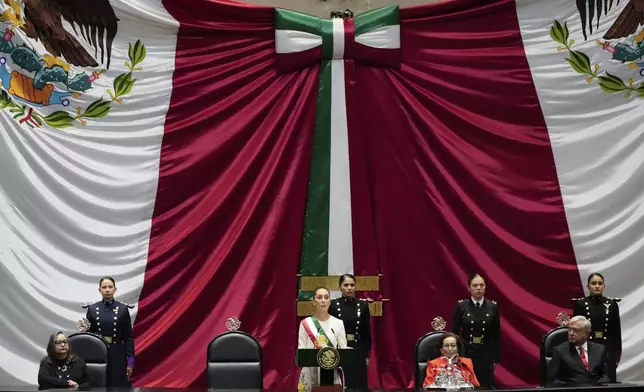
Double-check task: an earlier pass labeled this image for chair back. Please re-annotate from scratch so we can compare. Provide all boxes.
[414,331,466,388]
[539,326,569,386]
[68,332,109,387]
[207,331,263,389]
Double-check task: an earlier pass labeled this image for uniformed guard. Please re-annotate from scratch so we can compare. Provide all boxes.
[451,273,501,389]
[328,274,372,390]
[79,276,135,388]
[572,272,622,383]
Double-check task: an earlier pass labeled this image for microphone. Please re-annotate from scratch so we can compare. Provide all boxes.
[331,328,340,347]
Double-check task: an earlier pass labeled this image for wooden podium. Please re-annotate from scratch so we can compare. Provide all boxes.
[296,348,362,392]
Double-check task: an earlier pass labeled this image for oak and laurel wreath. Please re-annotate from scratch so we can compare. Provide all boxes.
[0,40,146,128]
[550,20,644,98]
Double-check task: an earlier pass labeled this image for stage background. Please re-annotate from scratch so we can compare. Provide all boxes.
[0,0,642,388]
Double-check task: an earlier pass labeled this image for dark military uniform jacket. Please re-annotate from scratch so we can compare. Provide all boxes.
[86,299,135,367]
[451,298,501,364]
[573,295,622,364]
[328,296,372,357]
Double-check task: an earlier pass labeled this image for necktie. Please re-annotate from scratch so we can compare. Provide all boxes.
[476,302,481,308]
[579,347,590,371]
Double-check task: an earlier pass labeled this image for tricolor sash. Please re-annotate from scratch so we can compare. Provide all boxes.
[302,316,334,349]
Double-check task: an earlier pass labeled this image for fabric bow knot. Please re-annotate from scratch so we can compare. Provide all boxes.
[275,5,401,73]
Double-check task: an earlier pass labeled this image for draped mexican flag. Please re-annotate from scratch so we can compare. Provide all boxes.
[0,0,643,388]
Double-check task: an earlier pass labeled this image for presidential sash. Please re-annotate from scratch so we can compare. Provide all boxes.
[302,316,334,349]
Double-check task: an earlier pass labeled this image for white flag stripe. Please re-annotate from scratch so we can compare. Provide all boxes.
[517,0,644,382]
[0,0,178,385]
[332,18,345,59]
[275,29,322,53]
[355,25,401,49]
[328,54,354,285]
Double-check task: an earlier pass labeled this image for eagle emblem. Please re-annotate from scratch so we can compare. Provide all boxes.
[576,0,644,41]
[549,0,644,98]
[0,0,145,128]
[20,0,118,69]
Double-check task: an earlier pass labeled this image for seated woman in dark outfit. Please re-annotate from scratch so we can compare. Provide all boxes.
[38,331,92,389]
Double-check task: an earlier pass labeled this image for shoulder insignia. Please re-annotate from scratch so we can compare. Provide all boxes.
[81,303,91,309]
[458,299,464,303]
[608,297,622,302]
[570,297,585,302]
[491,300,497,305]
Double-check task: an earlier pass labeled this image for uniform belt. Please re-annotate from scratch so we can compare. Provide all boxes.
[102,336,113,344]
[592,331,604,339]
[346,334,356,341]
[470,337,484,344]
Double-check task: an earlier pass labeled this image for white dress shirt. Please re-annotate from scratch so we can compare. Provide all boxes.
[471,297,484,307]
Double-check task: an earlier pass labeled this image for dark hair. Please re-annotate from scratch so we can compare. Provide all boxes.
[339,274,356,285]
[468,273,485,286]
[436,332,461,356]
[587,273,605,284]
[45,331,74,363]
[313,286,330,296]
[99,276,116,286]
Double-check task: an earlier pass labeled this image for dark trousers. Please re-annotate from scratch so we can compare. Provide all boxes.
[107,342,131,388]
[467,345,495,389]
[607,351,617,383]
[473,361,495,389]
[344,345,368,390]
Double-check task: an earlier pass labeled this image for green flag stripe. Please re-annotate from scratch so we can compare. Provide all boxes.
[321,20,334,59]
[299,60,332,292]
[354,5,399,37]
[275,8,321,35]
[275,9,334,58]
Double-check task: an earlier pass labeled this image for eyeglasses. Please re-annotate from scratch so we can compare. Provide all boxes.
[54,340,69,346]
[442,344,458,348]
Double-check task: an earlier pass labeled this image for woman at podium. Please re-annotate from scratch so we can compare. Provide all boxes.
[572,273,622,382]
[298,287,348,392]
[423,333,479,388]
[328,274,371,389]
[451,273,501,388]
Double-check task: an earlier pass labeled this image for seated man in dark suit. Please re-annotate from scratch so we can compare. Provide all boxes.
[548,315,610,386]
